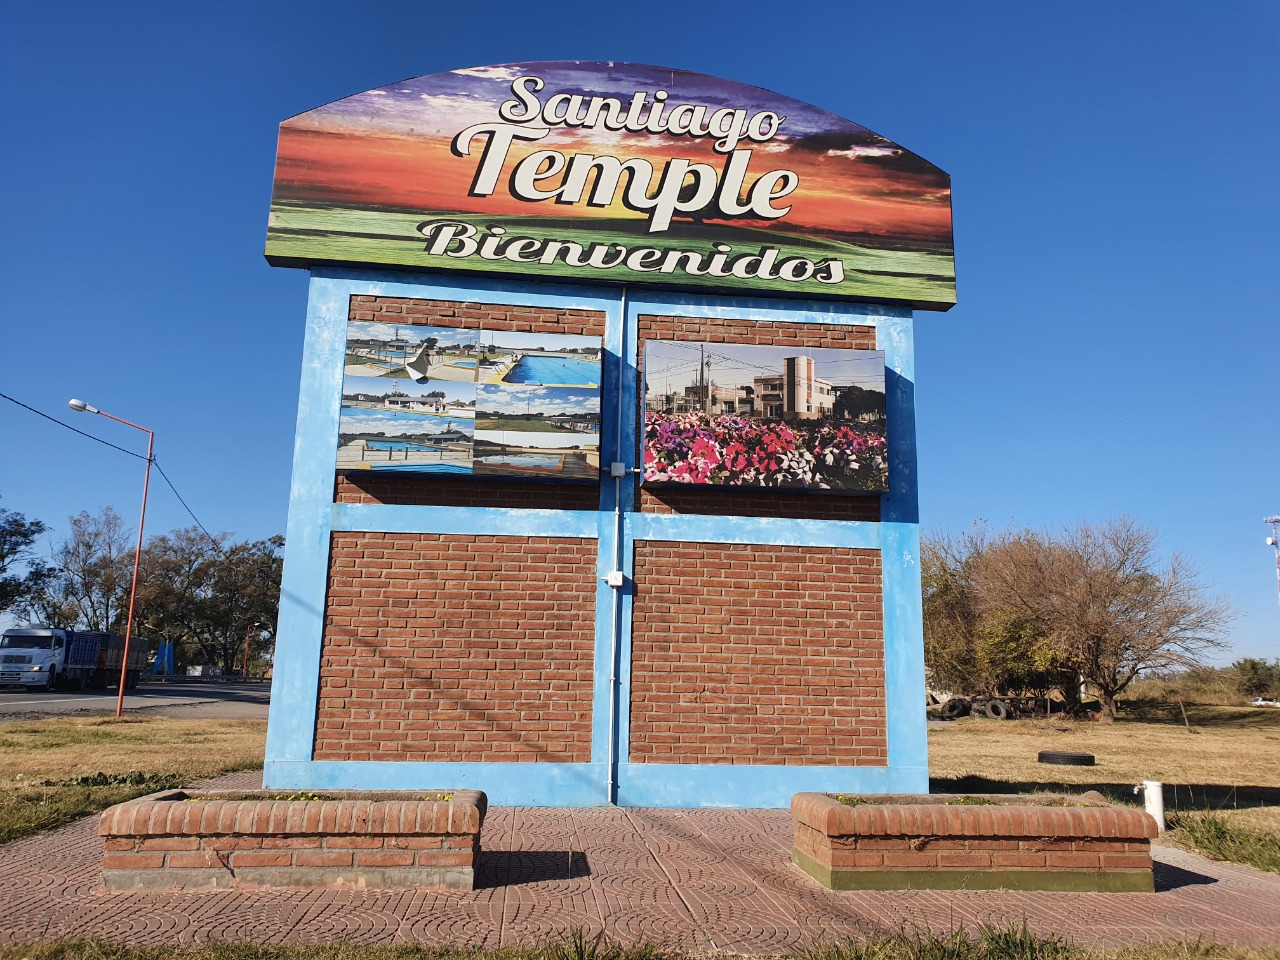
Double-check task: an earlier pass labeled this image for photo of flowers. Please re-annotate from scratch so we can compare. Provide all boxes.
[641,340,888,493]
[337,321,602,481]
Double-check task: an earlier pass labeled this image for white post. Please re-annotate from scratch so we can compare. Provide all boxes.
[1140,780,1165,832]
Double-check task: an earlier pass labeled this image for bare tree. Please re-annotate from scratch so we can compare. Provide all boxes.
[971,517,1231,721]
[25,507,134,631]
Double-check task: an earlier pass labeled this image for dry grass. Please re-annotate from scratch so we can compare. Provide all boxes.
[928,706,1280,796]
[928,703,1280,872]
[0,715,265,843]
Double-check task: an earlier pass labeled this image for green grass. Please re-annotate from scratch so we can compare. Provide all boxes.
[474,417,590,432]
[0,777,181,844]
[0,716,265,845]
[1167,812,1280,874]
[266,202,956,305]
[4,930,1279,960]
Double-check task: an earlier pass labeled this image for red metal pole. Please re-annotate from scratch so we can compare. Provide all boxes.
[98,412,153,719]
[243,623,254,678]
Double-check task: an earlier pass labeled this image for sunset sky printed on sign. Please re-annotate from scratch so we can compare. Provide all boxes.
[271,62,953,246]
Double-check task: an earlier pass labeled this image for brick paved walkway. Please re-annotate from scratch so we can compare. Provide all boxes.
[1,771,1278,950]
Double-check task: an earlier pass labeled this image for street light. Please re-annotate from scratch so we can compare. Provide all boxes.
[243,622,261,679]
[68,398,153,718]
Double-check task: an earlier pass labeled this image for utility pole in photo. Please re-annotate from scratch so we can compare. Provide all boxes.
[1267,515,1280,618]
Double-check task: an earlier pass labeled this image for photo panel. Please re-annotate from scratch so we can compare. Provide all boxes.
[345,322,481,382]
[641,340,888,493]
[337,323,603,482]
[473,331,602,387]
[474,383,601,480]
[338,324,478,476]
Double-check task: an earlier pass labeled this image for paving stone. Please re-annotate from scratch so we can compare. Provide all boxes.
[1,770,1279,949]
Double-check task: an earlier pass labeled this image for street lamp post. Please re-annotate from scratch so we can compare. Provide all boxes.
[243,622,260,678]
[68,399,153,718]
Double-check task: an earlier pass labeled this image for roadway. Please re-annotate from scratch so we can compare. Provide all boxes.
[0,680,271,721]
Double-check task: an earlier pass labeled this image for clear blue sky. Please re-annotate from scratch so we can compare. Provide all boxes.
[2,2,1277,661]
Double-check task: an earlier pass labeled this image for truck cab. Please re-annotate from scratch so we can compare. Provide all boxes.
[0,628,69,690]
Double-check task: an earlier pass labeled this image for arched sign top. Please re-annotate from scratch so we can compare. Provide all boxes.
[266,62,955,310]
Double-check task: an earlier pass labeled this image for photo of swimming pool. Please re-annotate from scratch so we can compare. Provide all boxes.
[476,454,563,468]
[338,320,601,483]
[340,407,474,434]
[364,439,441,452]
[503,354,600,386]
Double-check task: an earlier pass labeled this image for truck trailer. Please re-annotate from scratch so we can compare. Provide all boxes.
[0,627,148,692]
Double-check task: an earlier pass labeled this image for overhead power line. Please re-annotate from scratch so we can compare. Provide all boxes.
[1,390,223,555]
[0,390,147,461]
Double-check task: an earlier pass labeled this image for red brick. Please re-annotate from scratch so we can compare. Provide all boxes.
[631,542,884,765]
[295,851,354,867]
[229,851,293,868]
[1046,852,1102,868]
[418,851,474,867]
[357,851,416,867]
[315,534,595,763]
[166,852,221,868]
[101,853,164,870]
[138,837,200,851]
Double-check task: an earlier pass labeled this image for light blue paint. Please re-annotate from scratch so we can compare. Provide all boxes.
[332,502,599,538]
[266,271,928,806]
[265,275,349,768]
[875,318,928,788]
[616,762,929,808]
[590,288,629,802]
[266,760,609,807]
[629,512,882,549]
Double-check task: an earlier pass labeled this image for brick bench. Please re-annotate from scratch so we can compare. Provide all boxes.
[792,792,1158,892]
[99,789,486,892]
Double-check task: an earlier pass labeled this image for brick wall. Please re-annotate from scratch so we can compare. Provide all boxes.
[351,296,605,336]
[640,487,880,521]
[635,313,881,519]
[314,533,596,763]
[100,789,486,891]
[337,296,606,508]
[335,474,599,511]
[790,794,1157,892]
[629,541,886,765]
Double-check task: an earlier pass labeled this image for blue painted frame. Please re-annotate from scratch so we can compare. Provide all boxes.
[264,269,927,806]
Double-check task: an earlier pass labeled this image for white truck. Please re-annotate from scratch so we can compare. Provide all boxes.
[0,627,148,692]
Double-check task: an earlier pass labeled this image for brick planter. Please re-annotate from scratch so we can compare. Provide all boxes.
[792,793,1158,892]
[99,789,486,892]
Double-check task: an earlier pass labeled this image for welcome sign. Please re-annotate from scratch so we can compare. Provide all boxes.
[266,62,955,309]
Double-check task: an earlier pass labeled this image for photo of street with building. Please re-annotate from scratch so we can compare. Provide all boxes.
[642,340,888,491]
[336,376,475,474]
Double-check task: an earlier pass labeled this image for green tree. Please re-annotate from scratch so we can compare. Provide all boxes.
[1234,658,1280,698]
[0,499,57,617]
[136,530,283,673]
[922,527,1072,698]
